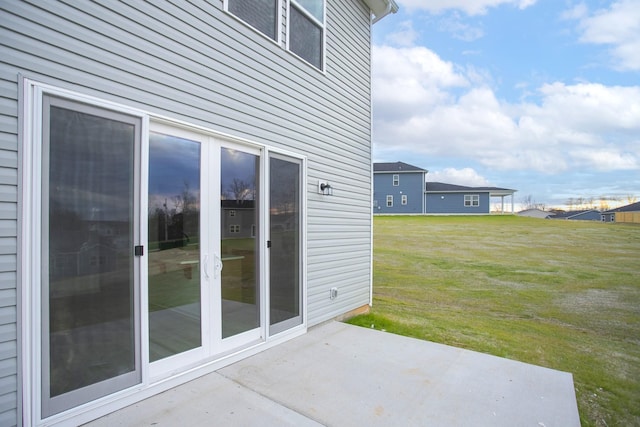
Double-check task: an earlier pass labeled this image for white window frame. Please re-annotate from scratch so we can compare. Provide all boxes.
[401,195,408,205]
[287,0,326,71]
[386,195,393,207]
[464,194,480,207]
[392,174,399,186]
[20,79,309,426]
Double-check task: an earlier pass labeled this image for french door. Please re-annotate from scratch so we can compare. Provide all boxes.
[147,123,263,376]
[35,88,303,420]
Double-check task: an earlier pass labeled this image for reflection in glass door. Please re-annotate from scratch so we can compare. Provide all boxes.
[220,148,260,339]
[148,133,202,361]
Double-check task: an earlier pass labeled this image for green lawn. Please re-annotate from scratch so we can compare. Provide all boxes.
[347,215,640,427]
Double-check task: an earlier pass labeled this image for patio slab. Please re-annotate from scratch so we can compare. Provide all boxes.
[87,321,580,426]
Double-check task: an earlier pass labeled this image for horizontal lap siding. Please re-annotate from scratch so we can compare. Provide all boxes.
[1,0,373,419]
[0,56,18,425]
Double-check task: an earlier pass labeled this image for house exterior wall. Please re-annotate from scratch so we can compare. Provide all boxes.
[373,172,424,214]
[0,1,374,424]
[425,193,490,214]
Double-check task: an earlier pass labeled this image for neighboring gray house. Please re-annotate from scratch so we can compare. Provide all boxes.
[0,1,397,425]
[425,182,516,215]
[517,208,555,219]
[550,210,602,221]
[601,201,640,223]
[373,162,428,214]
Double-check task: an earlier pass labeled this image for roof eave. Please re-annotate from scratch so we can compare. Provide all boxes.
[363,0,399,24]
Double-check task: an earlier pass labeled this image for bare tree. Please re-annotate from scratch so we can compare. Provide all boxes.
[227,178,254,202]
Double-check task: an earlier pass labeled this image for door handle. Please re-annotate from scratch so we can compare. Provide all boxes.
[214,254,223,279]
[203,254,210,279]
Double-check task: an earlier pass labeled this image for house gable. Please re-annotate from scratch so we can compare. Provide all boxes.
[373,162,427,214]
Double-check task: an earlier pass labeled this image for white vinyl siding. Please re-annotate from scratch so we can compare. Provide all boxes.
[3,1,374,423]
[0,70,18,426]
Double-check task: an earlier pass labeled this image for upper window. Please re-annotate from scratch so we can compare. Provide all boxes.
[227,0,278,41]
[392,174,399,186]
[288,0,325,70]
[464,195,480,207]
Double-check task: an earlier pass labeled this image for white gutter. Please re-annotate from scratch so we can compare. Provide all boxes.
[365,0,399,24]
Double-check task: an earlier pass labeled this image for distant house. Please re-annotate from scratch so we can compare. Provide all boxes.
[518,208,555,219]
[425,182,516,215]
[372,162,516,215]
[550,210,602,221]
[221,200,256,239]
[602,201,640,223]
[373,162,428,214]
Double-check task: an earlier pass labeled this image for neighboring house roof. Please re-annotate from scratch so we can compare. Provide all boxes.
[551,209,600,219]
[603,201,640,213]
[374,161,427,173]
[426,182,516,197]
[517,208,555,219]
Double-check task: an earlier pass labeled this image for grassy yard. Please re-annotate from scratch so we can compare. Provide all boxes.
[347,216,640,427]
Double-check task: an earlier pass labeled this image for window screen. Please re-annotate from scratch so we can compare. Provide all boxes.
[228,0,278,40]
[289,3,323,69]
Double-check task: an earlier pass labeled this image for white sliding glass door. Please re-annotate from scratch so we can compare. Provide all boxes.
[27,84,305,422]
[148,124,263,375]
[41,96,142,417]
[147,127,208,372]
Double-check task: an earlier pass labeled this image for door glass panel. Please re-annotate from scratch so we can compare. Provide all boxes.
[221,148,260,338]
[148,133,202,361]
[43,100,139,415]
[269,156,302,333]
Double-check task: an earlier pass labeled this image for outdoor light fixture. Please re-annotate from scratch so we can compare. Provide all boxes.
[318,180,333,195]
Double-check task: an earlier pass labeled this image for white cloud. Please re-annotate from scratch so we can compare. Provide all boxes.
[372,45,640,175]
[437,12,485,41]
[385,20,419,47]
[372,45,469,120]
[427,168,491,186]
[398,0,537,15]
[571,0,640,71]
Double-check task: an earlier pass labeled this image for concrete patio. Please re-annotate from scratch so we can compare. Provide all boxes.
[87,321,580,426]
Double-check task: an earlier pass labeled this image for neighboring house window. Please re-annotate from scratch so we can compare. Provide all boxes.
[393,174,399,186]
[229,210,236,217]
[401,195,408,205]
[288,0,325,69]
[373,199,379,208]
[464,195,479,207]
[226,0,278,41]
[230,225,240,233]
[386,195,393,207]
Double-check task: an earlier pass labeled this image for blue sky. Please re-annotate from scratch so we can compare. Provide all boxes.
[371,0,640,210]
